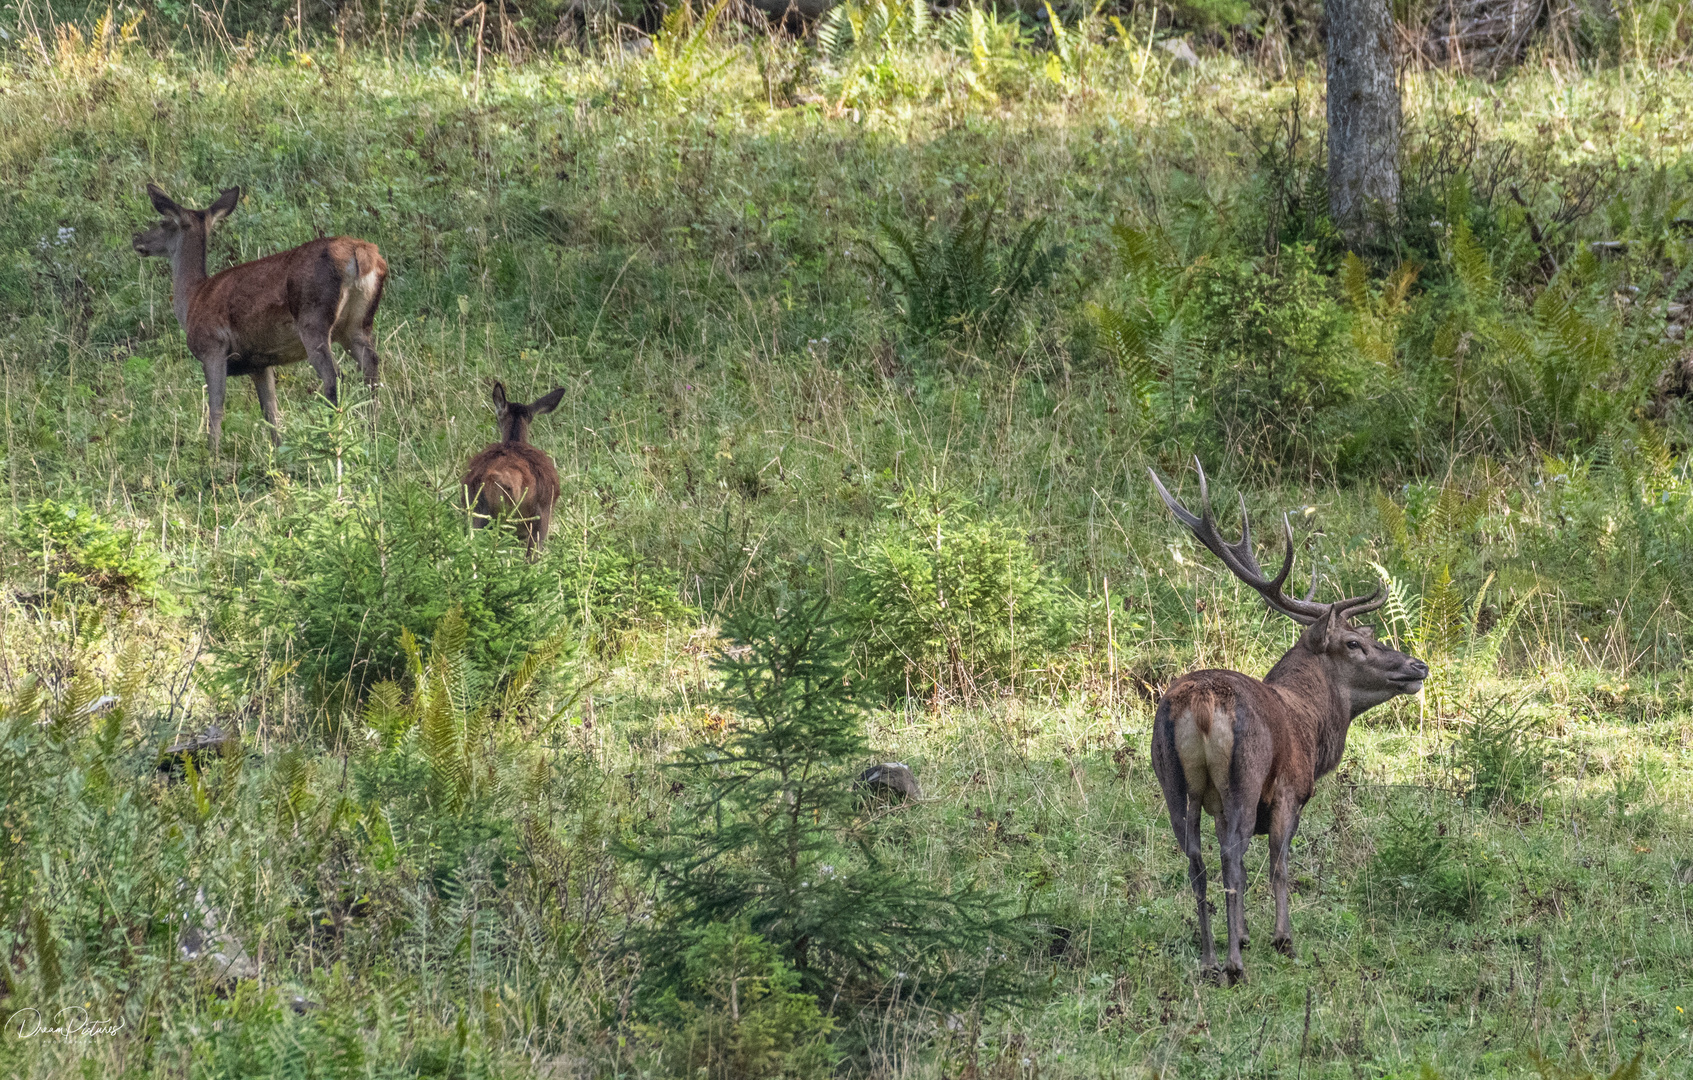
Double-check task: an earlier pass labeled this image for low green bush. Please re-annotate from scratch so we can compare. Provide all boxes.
[1358,797,1500,920]
[628,597,1029,1016]
[840,494,1076,702]
[217,480,564,706]
[635,921,838,1080]
[7,499,173,609]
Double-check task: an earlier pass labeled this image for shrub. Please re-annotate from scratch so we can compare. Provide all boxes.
[870,200,1065,352]
[840,494,1075,702]
[636,922,838,1080]
[7,499,172,609]
[628,597,1028,1013]
[1185,242,1362,469]
[1452,696,1551,811]
[218,480,564,705]
[1358,797,1499,920]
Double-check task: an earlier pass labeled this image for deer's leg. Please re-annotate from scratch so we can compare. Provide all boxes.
[1268,796,1302,956]
[253,367,281,445]
[1218,803,1252,984]
[298,316,340,406]
[201,348,231,465]
[1184,793,1218,977]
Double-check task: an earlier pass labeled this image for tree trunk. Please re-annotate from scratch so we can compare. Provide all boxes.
[1326,0,1402,247]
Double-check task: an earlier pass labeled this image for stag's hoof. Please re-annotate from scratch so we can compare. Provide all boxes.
[1200,963,1224,986]
[1223,962,1246,987]
[1272,936,1294,958]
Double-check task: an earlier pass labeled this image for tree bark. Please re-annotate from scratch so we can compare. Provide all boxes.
[1326,0,1402,247]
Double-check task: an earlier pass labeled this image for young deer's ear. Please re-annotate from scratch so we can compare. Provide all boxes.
[147,183,185,221]
[205,186,241,229]
[491,381,509,412]
[530,388,566,416]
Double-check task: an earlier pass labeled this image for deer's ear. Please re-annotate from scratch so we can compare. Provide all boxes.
[491,381,509,411]
[205,187,241,228]
[531,388,566,416]
[1300,607,1338,651]
[147,183,185,221]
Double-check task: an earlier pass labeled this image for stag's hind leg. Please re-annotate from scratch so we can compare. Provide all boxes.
[1267,793,1303,956]
[1181,794,1218,978]
[1153,701,1219,979]
[1217,801,1255,984]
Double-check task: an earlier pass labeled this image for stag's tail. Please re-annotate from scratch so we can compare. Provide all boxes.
[1152,676,1241,820]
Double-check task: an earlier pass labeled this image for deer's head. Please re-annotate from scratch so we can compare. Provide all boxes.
[1150,459,1428,710]
[492,382,566,445]
[132,184,240,260]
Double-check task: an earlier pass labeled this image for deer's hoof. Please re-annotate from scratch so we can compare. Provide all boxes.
[1223,963,1246,987]
[1201,963,1223,986]
[1272,936,1294,958]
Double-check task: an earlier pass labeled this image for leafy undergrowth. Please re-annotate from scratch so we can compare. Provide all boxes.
[1,11,1692,1080]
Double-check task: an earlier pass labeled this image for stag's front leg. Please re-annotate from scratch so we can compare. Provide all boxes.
[1268,796,1302,956]
[1217,806,1253,984]
[1180,794,1218,978]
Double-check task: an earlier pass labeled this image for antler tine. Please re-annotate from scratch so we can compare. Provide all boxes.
[1333,589,1386,623]
[1149,460,1325,625]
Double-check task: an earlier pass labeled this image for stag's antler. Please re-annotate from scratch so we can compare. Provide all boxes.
[1149,458,1383,626]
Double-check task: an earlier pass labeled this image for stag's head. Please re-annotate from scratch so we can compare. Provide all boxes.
[1150,459,1428,708]
[492,382,566,445]
[132,184,240,260]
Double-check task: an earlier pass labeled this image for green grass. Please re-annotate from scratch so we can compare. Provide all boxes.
[1,9,1692,1078]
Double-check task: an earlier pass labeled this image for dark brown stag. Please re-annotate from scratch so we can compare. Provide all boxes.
[462,382,566,555]
[1148,460,1427,984]
[132,184,388,461]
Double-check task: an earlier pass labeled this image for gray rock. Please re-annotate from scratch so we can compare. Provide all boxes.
[157,723,238,779]
[179,888,260,986]
[1158,37,1200,66]
[857,762,921,801]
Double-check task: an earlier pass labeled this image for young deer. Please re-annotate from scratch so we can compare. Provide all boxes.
[1148,460,1428,985]
[462,383,566,554]
[132,184,388,461]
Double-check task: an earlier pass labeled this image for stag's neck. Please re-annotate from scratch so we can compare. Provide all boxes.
[167,234,210,329]
[1263,648,1357,779]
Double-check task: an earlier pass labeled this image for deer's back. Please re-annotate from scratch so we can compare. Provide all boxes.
[188,238,386,360]
[1153,669,1311,822]
[462,442,559,519]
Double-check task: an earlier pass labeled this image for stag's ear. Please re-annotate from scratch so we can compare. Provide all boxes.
[205,187,241,229]
[1300,606,1340,652]
[491,381,509,412]
[147,183,185,221]
[530,387,566,416]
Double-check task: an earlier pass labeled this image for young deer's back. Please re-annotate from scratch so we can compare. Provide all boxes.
[461,383,566,554]
[463,442,560,548]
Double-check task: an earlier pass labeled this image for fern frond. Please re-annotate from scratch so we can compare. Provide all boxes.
[422,667,467,811]
[1416,564,1463,659]
[1370,561,1419,646]
[1374,492,1409,551]
[1450,218,1493,300]
[1341,251,1371,315]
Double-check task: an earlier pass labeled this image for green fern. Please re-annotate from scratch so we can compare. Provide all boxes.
[1450,217,1494,301]
[1416,564,1465,659]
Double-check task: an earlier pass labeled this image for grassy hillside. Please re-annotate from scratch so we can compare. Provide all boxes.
[1,8,1692,1078]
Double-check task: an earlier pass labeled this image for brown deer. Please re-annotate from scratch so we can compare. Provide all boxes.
[1147,460,1427,985]
[462,382,566,554]
[132,184,388,461]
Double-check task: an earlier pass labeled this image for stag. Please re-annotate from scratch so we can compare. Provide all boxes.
[1148,460,1427,984]
[132,184,388,461]
[462,382,566,555]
